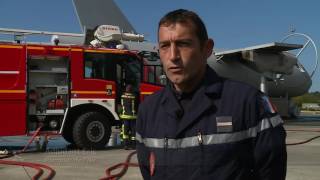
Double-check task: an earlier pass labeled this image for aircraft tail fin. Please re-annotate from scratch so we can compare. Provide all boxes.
[72,0,136,33]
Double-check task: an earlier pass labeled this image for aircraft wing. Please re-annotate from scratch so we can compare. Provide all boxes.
[215,42,304,75]
[215,42,303,57]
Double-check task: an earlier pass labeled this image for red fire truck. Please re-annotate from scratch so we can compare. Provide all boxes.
[0,39,162,149]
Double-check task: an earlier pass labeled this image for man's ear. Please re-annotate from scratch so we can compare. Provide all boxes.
[205,39,214,58]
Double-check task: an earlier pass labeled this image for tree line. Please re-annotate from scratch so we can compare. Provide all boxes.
[292,91,320,107]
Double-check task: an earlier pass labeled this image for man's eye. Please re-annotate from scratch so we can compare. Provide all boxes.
[160,44,169,49]
[177,41,191,47]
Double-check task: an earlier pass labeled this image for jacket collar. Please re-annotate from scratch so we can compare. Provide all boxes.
[203,66,224,96]
[160,66,223,102]
[160,66,224,136]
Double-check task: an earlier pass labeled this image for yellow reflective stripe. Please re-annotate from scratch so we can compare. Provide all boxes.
[52,48,69,51]
[120,114,136,119]
[132,101,135,114]
[0,45,23,49]
[71,49,83,52]
[123,134,129,139]
[141,91,154,95]
[84,49,127,54]
[122,124,129,139]
[0,90,25,93]
[71,90,115,95]
[27,46,45,50]
[121,94,135,98]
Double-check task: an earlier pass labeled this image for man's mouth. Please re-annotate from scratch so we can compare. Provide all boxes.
[169,66,183,73]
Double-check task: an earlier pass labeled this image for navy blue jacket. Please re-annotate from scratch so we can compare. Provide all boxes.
[136,67,287,180]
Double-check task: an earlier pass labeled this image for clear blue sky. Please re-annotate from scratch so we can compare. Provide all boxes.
[0,0,319,92]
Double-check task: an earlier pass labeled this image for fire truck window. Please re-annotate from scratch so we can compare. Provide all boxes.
[125,59,140,82]
[119,56,141,93]
[84,53,141,91]
[85,61,93,78]
[148,66,155,82]
[139,51,165,86]
[84,52,117,80]
[143,65,165,86]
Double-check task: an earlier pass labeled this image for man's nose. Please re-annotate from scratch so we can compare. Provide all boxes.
[169,44,180,61]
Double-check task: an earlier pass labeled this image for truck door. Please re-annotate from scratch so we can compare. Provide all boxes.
[83,52,141,105]
[0,45,27,136]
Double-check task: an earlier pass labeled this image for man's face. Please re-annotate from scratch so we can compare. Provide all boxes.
[158,22,212,91]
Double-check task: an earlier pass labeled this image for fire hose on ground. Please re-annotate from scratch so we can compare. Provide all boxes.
[100,150,139,180]
[101,128,320,180]
[0,126,56,180]
[285,128,320,146]
[1,127,319,180]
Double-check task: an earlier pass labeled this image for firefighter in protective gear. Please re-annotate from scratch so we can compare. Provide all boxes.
[136,9,286,180]
[120,84,137,150]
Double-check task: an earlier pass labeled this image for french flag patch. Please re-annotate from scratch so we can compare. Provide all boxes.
[261,96,277,114]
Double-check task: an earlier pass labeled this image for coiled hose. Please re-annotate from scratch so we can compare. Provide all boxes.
[0,126,56,180]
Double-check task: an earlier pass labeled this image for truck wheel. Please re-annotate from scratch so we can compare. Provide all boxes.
[62,129,74,144]
[73,112,111,149]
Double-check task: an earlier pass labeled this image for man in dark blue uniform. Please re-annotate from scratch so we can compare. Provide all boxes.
[136,9,287,180]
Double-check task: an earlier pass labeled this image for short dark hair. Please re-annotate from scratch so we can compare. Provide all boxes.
[158,9,208,45]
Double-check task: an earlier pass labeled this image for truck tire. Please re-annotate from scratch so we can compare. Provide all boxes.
[62,129,74,144]
[73,112,111,149]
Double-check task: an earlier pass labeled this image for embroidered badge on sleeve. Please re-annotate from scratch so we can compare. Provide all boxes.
[261,95,277,114]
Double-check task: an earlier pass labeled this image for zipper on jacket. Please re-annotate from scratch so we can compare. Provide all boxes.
[197,131,205,177]
[164,136,168,179]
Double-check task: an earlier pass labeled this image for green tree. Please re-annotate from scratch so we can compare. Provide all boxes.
[292,91,320,107]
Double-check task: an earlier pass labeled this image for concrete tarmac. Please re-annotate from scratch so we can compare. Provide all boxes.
[1,115,320,180]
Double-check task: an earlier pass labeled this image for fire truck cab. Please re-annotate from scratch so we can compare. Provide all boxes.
[0,41,162,149]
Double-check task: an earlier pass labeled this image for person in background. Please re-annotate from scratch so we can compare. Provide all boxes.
[120,84,137,150]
